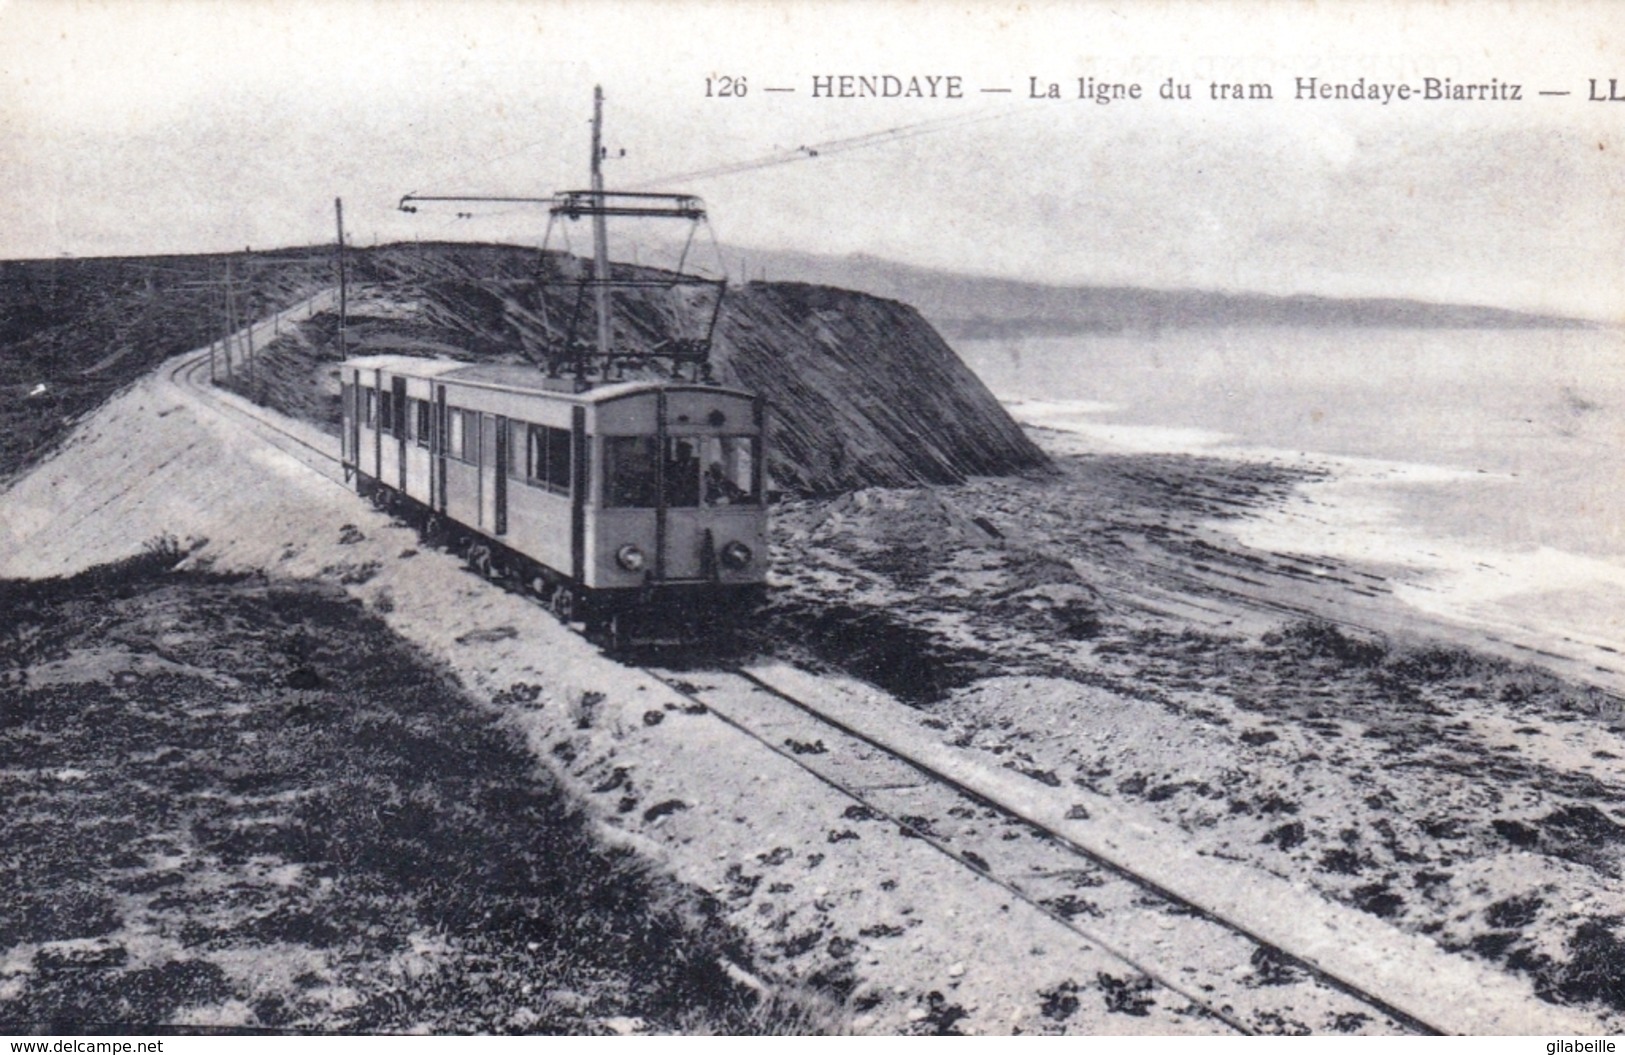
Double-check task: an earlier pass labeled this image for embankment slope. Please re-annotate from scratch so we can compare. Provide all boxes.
[0,252,335,482]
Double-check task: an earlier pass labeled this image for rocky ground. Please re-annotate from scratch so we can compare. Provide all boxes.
[753,445,1625,1025]
[2,244,1046,495]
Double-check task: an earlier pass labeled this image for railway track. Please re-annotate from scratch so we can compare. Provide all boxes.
[165,298,352,489]
[164,306,1470,1035]
[639,663,1451,1036]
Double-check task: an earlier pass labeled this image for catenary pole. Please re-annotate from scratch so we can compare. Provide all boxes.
[590,86,612,369]
[335,198,348,356]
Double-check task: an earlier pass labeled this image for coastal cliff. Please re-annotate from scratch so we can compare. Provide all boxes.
[0,243,1049,493]
[714,281,1047,493]
[222,242,1052,495]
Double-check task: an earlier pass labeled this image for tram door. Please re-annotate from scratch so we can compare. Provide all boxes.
[492,415,508,536]
[434,386,448,513]
[341,379,356,474]
[391,376,408,491]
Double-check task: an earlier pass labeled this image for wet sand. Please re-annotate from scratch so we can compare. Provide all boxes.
[1010,401,1625,699]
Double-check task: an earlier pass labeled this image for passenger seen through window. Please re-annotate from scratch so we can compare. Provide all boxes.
[703,436,757,505]
[663,439,700,507]
[604,435,758,508]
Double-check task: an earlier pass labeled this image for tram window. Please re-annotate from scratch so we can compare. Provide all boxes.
[458,409,480,463]
[364,389,377,428]
[378,390,394,436]
[415,400,431,448]
[662,439,701,508]
[523,424,572,494]
[701,436,759,506]
[525,426,541,485]
[604,436,659,508]
[547,427,571,490]
[447,406,463,458]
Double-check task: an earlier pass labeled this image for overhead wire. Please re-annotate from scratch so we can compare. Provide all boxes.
[404,104,1016,220]
[402,132,561,204]
[626,106,1014,190]
[400,102,1022,290]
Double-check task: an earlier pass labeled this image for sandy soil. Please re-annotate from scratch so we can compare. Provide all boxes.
[3,336,1621,1033]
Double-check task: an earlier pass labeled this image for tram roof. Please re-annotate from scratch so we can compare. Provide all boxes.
[339,355,753,404]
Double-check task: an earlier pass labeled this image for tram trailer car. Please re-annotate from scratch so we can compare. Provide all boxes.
[339,355,768,636]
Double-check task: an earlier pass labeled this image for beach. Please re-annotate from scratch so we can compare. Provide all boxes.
[960,326,1625,696]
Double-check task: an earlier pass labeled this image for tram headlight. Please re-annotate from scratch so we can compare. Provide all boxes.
[615,544,647,572]
[720,540,753,570]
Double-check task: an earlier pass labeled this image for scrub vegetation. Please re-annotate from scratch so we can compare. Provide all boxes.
[0,543,829,1033]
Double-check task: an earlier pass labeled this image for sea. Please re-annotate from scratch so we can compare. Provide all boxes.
[954,326,1625,673]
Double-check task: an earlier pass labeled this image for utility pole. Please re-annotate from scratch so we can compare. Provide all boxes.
[393,86,721,387]
[165,254,311,387]
[140,270,156,356]
[590,85,612,363]
[223,260,235,381]
[335,197,348,356]
[245,272,255,386]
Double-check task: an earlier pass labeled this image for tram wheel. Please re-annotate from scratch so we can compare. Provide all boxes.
[550,585,576,623]
[605,613,628,651]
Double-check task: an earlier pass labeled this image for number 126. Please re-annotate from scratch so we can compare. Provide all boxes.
[706,76,748,97]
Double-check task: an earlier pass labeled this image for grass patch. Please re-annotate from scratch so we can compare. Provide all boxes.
[0,556,827,1033]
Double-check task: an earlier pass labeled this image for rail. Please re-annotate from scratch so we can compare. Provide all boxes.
[163,300,1498,1037]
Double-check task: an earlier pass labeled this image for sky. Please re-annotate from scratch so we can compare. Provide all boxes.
[1,0,1621,319]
